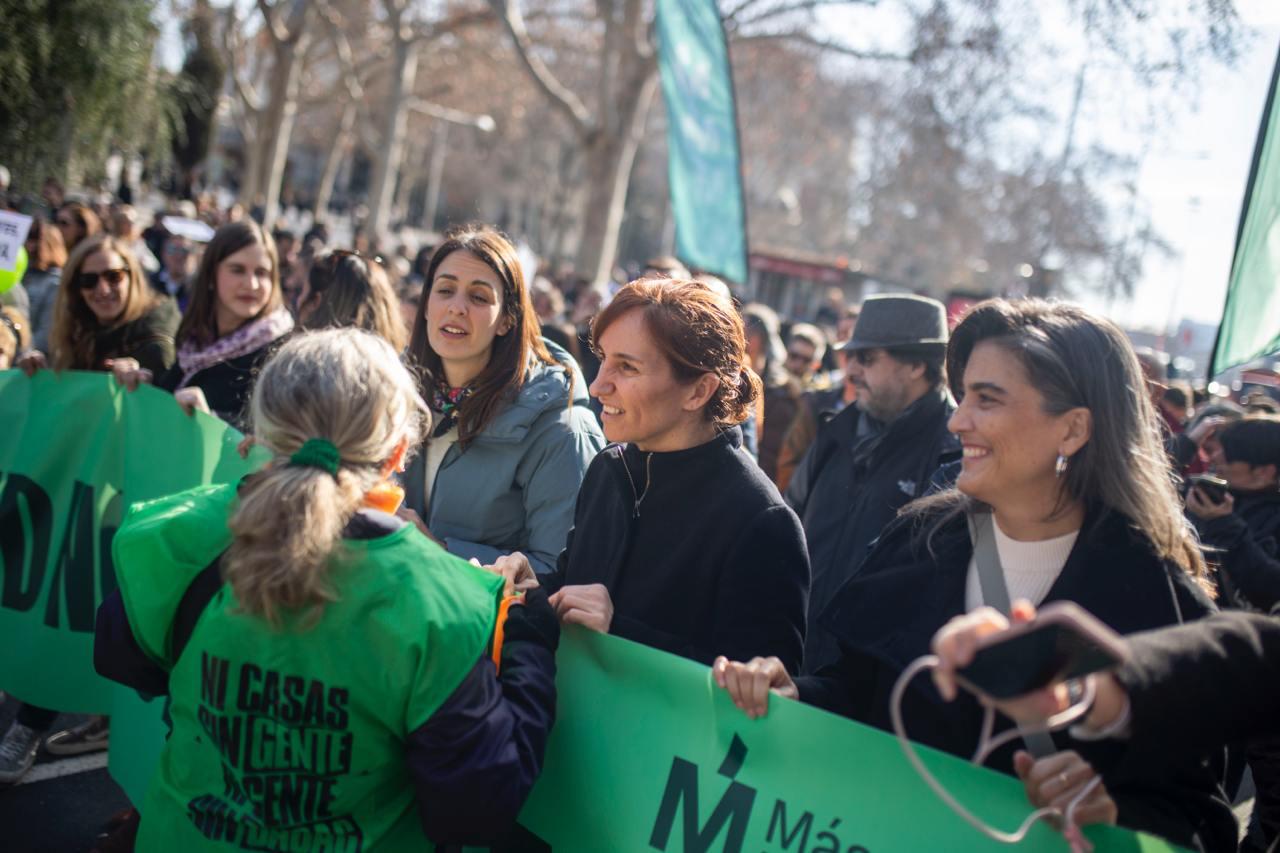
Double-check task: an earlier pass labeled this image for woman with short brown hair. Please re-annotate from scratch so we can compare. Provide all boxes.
[495,277,810,671]
[21,217,67,352]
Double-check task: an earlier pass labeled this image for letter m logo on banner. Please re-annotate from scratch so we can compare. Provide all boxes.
[649,734,755,853]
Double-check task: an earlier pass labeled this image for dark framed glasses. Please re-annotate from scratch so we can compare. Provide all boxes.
[851,348,880,367]
[76,268,128,290]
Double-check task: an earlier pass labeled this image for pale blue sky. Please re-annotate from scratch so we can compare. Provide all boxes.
[1104,0,1280,330]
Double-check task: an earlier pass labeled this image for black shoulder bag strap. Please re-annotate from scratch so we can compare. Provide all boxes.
[170,561,224,663]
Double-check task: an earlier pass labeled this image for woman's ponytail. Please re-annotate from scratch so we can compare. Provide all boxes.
[224,464,368,626]
[220,329,427,627]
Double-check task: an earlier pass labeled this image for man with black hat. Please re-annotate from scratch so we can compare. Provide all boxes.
[786,294,960,674]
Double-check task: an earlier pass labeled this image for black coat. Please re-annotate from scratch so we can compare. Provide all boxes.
[155,337,285,427]
[544,428,810,673]
[1113,609,1280,781]
[91,298,180,374]
[785,387,960,673]
[797,504,1232,852]
[1193,489,1280,612]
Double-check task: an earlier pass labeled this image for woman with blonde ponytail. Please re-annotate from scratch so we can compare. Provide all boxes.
[94,328,560,851]
[492,278,810,673]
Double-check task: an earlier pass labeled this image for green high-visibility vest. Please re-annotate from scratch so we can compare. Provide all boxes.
[112,482,503,852]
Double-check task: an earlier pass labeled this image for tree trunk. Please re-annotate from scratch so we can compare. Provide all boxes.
[314,101,357,219]
[423,122,450,233]
[258,28,309,226]
[238,126,264,207]
[574,70,659,285]
[368,35,419,244]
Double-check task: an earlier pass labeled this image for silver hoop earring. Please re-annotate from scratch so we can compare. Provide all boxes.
[1055,453,1069,477]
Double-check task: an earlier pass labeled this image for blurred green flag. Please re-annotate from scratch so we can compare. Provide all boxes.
[656,0,748,284]
[1211,43,1280,376]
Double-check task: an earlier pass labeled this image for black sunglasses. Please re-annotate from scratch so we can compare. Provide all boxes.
[851,349,880,367]
[76,268,128,290]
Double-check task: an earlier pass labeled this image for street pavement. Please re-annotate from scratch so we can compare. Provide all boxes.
[0,698,130,853]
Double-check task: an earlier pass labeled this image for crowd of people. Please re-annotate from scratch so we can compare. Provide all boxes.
[0,189,1277,853]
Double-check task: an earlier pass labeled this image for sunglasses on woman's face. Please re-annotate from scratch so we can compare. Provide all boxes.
[76,269,128,290]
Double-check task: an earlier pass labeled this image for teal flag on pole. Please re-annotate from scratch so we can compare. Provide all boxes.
[1211,42,1280,376]
[656,0,749,284]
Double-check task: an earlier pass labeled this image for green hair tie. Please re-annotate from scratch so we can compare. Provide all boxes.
[289,438,341,477]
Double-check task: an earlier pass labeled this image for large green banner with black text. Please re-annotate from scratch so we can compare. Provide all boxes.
[0,370,264,711]
[3,372,1181,851]
[108,629,1181,852]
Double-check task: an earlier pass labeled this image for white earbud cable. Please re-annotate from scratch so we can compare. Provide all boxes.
[890,655,1102,846]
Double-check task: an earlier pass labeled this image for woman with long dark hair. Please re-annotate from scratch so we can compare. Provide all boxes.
[716,299,1227,851]
[111,221,293,425]
[401,224,603,574]
[296,249,406,350]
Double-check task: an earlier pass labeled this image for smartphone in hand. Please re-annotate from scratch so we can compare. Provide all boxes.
[955,602,1129,700]
[1186,473,1230,504]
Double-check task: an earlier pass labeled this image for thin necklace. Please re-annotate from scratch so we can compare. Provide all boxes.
[622,448,653,518]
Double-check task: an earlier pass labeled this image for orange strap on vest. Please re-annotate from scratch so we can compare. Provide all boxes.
[490,594,523,674]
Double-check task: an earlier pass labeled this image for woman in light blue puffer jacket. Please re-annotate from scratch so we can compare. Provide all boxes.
[402,225,604,574]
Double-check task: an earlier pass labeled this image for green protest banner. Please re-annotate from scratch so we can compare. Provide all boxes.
[4,371,1182,852]
[110,625,1182,852]
[512,629,1182,853]
[0,370,264,712]
[656,0,749,284]
[1210,42,1280,375]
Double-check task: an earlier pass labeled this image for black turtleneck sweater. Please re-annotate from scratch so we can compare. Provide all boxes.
[544,427,810,673]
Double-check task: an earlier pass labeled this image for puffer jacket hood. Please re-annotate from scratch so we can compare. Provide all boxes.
[481,339,590,443]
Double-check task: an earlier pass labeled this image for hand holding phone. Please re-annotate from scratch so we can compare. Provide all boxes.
[1186,474,1234,520]
[932,601,1129,729]
[1186,473,1229,504]
[955,602,1129,700]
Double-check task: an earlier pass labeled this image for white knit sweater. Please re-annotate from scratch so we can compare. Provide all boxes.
[964,516,1080,611]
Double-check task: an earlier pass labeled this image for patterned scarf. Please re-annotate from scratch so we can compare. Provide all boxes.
[429,379,474,438]
[175,307,295,390]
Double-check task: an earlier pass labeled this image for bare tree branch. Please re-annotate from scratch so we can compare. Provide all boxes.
[625,0,654,67]
[223,10,264,114]
[733,30,911,61]
[487,0,594,138]
[731,0,875,30]
[409,7,495,45]
[256,0,289,43]
[723,0,770,23]
[316,0,364,100]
